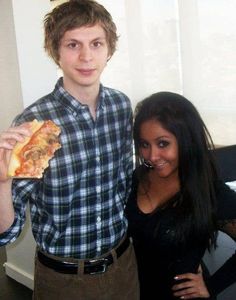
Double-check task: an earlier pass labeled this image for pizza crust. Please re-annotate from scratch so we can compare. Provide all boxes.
[8,120,43,177]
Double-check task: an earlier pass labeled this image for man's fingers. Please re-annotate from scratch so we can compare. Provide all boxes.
[0,130,31,148]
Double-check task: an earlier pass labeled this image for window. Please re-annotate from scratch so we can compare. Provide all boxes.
[52,0,236,145]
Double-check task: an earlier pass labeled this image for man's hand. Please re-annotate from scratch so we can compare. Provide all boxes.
[0,124,31,181]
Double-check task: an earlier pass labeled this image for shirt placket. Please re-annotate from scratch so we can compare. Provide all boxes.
[93,122,103,255]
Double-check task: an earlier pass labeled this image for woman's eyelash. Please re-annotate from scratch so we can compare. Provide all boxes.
[158,140,170,148]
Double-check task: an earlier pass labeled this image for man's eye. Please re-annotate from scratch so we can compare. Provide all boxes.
[68,42,78,48]
[92,41,101,48]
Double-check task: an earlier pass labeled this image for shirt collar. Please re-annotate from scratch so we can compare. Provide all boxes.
[53,77,106,114]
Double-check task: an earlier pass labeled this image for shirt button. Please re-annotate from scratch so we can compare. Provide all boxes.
[97,216,101,222]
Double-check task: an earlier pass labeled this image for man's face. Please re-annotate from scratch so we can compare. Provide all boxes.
[58,24,110,91]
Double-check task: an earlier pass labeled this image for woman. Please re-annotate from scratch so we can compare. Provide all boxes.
[126,92,236,299]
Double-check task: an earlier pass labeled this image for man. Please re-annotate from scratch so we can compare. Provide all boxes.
[0,1,139,299]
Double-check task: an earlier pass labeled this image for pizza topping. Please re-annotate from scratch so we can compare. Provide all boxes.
[8,120,61,178]
[23,146,45,161]
[46,133,59,145]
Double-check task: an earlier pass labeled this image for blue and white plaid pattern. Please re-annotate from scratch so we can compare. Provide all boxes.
[0,78,133,259]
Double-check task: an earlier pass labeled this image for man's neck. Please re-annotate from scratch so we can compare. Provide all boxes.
[63,78,100,120]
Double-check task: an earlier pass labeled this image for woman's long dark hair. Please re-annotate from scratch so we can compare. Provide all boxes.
[134,92,218,248]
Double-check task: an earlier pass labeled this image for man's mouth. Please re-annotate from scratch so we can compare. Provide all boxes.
[77,68,95,76]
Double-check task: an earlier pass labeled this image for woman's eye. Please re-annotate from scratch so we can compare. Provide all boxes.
[158,140,169,148]
[139,141,149,149]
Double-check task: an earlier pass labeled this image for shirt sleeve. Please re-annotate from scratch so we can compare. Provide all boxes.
[124,105,134,201]
[0,179,38,246]
[205,181,236,296]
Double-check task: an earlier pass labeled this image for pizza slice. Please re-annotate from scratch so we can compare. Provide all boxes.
[8,119,61,178]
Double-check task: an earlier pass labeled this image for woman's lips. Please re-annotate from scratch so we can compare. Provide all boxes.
[154,161,167,169]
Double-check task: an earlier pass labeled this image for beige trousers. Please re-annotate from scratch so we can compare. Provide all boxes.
[33,241,139,300]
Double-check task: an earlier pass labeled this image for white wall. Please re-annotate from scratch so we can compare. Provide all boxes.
[1,0,58,290]
[0,0,23,131]
[11,0,58,107]
[5,208,35,290]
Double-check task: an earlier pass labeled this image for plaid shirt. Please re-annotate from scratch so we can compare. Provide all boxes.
[0,78,133,259]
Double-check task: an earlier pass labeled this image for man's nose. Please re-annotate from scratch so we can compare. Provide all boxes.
[79,45,92,61]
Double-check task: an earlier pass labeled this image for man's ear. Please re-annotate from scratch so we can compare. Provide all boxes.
[107,52,112,61]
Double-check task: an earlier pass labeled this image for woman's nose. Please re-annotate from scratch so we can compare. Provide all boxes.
[149,146,160,161]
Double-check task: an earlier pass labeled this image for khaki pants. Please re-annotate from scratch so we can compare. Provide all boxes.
[33,241,139,300]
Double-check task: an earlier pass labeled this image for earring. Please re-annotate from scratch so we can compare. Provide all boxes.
[140,157,154,169]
